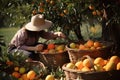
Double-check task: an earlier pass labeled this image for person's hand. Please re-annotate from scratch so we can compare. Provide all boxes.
[35,44,44,52]
[54,32,66,38]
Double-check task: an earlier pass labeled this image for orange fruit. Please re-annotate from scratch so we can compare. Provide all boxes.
[109,55,120,64]
[47,43,55,49]
[56,45,65,51]
[63,9,68,14]
[75,61,83,70]
[94,41,101,48]
[27,70,36,80]
[39,8,44,13]
[66,62,75,69]
[90,46,96,50]
[43,49,49,53]
[104,60,108,65]
[45,74,55,80]
[46,0,50,3]
[6,61,13,66]
[94,57,105,67]
[104,61,116,71]
[12,72,21,78]
[86,40,94,48]
[96,47,102,49]
[14,66,19,71]
[88,5,95,10]
[21,74,29,80]
[58,49,64,53]
[117,62,120,70]
[83,58,92,68]
[81,66,90,72]
[79,44,86,50]
[92,11,97,16]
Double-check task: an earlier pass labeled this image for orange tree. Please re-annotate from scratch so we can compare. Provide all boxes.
[31,0,120,43]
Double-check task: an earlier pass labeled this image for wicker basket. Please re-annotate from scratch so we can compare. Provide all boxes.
[39,51,70,70]
[62,55,120,80]
[66,41,114,63]
[25,60,47,79]
[62,64,120,80]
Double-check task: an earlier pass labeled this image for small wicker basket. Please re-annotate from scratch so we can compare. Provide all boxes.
[25,60,47,79]
[66,41,114,63]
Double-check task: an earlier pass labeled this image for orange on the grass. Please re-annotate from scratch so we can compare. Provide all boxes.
[12,72,21,78]
[47,43,55,49]
[27,70,36,80]
[14,66,19,71]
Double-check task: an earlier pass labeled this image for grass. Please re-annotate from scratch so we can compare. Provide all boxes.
[0,27,19,50]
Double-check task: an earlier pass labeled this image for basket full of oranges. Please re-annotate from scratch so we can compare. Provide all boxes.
[39,43,70,70]
[62,55,120,80]
[66,40,114,63]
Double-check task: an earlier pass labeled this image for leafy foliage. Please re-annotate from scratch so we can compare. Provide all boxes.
[0,0,33,27]
[31,0,120,41]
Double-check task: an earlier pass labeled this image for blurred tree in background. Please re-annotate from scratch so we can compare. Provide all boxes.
[32,0,120,41]
[0,0,120,44]
[0,0,33,28]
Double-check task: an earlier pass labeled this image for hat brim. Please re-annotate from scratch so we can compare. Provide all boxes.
[25,20,52,31]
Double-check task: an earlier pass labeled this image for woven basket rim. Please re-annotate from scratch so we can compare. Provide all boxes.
[25,60,46,69]
[40,50,67,55]
[62,63,96,74]
[62,55,96,73]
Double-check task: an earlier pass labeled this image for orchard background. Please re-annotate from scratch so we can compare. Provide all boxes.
[0,0,120,53]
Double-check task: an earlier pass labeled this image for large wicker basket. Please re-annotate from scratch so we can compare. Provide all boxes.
[62,64,120,80]
[66,41,114,63]
[62,55,120,80]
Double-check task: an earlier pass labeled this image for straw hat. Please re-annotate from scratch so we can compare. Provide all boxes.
[25,14,53,31]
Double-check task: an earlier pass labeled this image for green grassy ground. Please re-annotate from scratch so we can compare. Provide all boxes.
[0,27,19,50]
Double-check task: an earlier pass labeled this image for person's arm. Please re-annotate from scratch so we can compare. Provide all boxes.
[40,30,66,39]
[20,44,44,52]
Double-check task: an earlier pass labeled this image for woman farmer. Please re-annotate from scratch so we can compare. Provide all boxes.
[8,14,66,60]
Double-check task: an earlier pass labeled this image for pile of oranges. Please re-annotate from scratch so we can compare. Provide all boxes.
[69,40,106,50]
[11,66,36,80]
[66,55,120,72]
[42,43,66,54]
